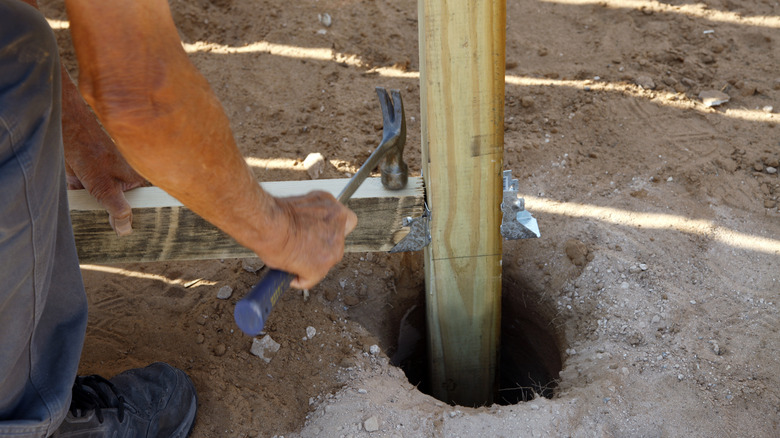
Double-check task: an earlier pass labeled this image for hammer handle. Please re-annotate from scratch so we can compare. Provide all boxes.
[234,269,293,336]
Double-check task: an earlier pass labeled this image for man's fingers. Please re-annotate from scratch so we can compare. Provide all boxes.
[109,212,133,237]
[344,209,358,236]
[289,277,307,290]
[97,186,134,236]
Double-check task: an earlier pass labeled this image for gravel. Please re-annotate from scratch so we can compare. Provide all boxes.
[250,335,281,363]
[363,416,380,432]
[217,285,234,299]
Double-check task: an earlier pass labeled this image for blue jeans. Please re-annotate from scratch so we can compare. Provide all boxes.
[0,1,88,436]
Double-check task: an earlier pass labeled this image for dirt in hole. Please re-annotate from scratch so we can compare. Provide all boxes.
[498,315,562,404]
[388,280,563,406]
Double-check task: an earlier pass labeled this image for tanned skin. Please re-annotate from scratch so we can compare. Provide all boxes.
[23,0,357,289]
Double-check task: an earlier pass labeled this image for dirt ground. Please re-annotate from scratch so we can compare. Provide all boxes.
[40,0,779,436]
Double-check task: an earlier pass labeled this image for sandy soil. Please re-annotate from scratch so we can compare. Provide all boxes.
[40,0,779,436]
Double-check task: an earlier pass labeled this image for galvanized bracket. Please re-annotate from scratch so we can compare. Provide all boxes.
[389,203,432,253]
[501,170,540,240]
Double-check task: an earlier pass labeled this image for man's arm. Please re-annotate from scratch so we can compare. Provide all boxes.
[64,0,356,289]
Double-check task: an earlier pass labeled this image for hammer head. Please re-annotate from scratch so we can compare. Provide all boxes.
[376,88,408,190]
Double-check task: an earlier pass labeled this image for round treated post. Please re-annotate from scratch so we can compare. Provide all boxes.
[418,0,506,406]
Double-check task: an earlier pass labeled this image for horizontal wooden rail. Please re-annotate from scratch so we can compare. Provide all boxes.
[70,177,424,264]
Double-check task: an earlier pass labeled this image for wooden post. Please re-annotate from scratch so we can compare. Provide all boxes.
[418,0,506,405]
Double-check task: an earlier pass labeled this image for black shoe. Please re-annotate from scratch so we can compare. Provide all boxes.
[52,362,197,438]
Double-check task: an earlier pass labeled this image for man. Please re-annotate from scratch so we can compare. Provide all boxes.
[0,0,357,436]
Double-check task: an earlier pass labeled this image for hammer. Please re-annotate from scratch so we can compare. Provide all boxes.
[234,87,408,336]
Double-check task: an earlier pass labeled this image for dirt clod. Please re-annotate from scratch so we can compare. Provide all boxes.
[564,239,588,266]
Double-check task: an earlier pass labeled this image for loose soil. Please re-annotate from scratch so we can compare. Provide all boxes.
[41,0,779,436]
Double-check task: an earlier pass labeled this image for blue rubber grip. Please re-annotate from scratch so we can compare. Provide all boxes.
[234,269,294,336]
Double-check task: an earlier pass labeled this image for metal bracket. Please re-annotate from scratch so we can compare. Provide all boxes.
[501,170,540,240]
[389,203,432,253]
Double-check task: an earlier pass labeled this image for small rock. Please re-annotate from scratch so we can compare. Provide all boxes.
[340,357,357,368]
[762,105,774,113]
[629,265,641,274]
[651,315,661,324]
[303,153,326,179]
[250,335,281,363]
[195,333,205,344]
[217,285,233,300]
[369,344,380,355]
[767,167,778,175]
[639,263,648,271]
[678,374,684,381]
[681,77,697,88]
[196,315,208,326]
[739,84,757,96]
[621,282,629,289]
[357,388,368,394]
[699,90,730,107]
[765,200,777,209]
[318,12,332,27]
[709,340,721,355]
[213,344,227,357]
[343,295,360,306]
[626,331,644,346]
[242,259,264,273]
[754,162,764,172]
[635,75,655,90]
[520,96,535,108]
[766,158,780,168]
[621,367,630,376]
[363,416,380,432]
[323,289,338,301]
[662,76,678,86]
[306,326,317,340]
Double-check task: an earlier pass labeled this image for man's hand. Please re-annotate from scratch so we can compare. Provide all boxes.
[61,67,147,236]
[22,0,147,236]
[260,192,358,290]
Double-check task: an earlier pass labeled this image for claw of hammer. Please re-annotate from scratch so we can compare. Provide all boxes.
[376,88,408,190]
[336,87,409,202]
